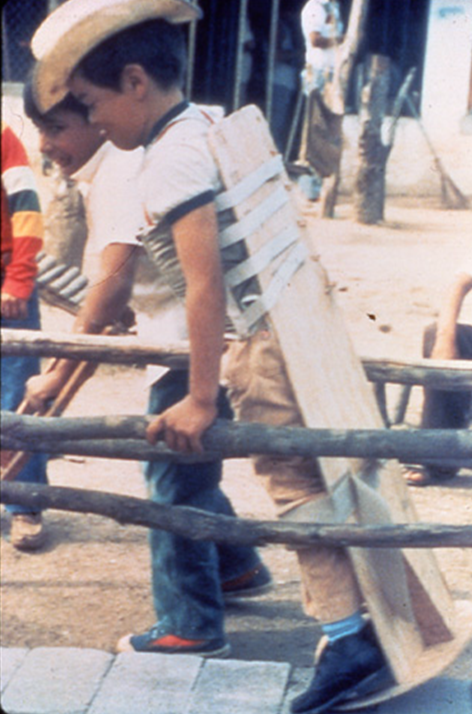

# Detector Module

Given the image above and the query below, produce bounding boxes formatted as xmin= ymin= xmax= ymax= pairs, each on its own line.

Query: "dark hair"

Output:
xmin=76 ymin=19 xmax=186 ymax=91
xmin=23 ymin=74 xmax=89 ymax=123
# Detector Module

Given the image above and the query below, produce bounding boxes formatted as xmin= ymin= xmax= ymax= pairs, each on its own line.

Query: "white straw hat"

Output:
xmin=31 ymin=0 xmax=202 ymax=112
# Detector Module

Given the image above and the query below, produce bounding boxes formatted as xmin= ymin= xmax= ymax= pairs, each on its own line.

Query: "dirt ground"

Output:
xmin=1 ymin=196 xmax=471 ymax=676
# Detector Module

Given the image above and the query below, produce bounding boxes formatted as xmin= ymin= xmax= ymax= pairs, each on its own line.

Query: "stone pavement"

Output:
xmin=1 ymin=647 xmax=471 ymax=714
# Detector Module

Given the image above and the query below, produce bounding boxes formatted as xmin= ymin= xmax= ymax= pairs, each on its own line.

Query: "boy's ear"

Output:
xmin=121 ymin=64 xmax=149 ymax=98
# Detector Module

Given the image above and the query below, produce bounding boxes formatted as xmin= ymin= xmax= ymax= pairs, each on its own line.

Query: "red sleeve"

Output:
xmin=1 ymin=125 xmax=43 ymax=299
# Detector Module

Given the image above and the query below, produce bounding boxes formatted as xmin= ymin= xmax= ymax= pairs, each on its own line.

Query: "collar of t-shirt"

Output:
xmin=144 ymin=100 xmax=190 ymax=147
xmin=71 ymin=140 xmax=112 ymax=197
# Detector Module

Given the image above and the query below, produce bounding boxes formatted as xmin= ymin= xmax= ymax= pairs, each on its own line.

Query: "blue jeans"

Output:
xmin=1 ymin=287 xmax=48 ymax=514
xmin=145 ymin=370 xmax=261 ymax=640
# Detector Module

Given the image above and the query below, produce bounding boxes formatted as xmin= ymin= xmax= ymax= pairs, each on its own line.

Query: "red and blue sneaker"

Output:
xmin=222 ymin=563 xmax=273 ymax=603
xmin=116 ymin=625 xmax=231 ymax=658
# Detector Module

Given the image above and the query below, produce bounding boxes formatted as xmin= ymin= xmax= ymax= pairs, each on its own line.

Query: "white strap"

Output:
xmin=219 ymin=185 xmax=288 ymax=248
xmin=215 ymin=155 xmax=285 ymax=212
xmin=225 ymin=225 xmax=299 ymax=288
xmin=241 ymin=242 xmax=307 ymax=330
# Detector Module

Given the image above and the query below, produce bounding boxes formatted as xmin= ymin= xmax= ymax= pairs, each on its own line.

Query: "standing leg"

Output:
xmin=2 ymin=288 xmax=47 ymax=549
xmin=117 ymin=370 xmax=268 ymax=656
xmin=223 ymin=332 xmax=391 ymax=713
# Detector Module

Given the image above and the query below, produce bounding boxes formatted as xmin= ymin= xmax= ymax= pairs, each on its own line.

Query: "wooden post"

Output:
xmin=354 ymin=55 xmax=391 ymax=224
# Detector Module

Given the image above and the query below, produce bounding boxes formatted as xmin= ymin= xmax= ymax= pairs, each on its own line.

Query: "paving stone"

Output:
xmin=0 ymin=648 xmax=29 ymax=694
xmin=2 ymin=648 xmax=469 ymax=714
xmin=186 ymin=659 xmax=291 ymax=714
xmin=280 ymin=667 xmax=313 ymax=714
xmin=1 ymin=647 xmax=113 ymax=714
xmin=88 ymin=652 xmax=203 ymax=714
xmin=374 ymin=678 xmax=472 ymax=714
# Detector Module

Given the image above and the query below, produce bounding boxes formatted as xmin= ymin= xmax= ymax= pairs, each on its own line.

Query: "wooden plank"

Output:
xmin=208 ymin=105 xmax=465 ymax=685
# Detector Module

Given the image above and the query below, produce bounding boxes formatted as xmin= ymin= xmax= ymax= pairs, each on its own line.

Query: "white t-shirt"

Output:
xmin=138 ymin=102 xmax=223 ymax=307
xmin=461 ymin=262 xmax=472 ymax=279
xmin=72 ymin=141 xmax=180 ymax=386
xmin=72 ymin=141 xmax=145 ymax=282
xmin=301 ymin=0 xmax=343 ymax=90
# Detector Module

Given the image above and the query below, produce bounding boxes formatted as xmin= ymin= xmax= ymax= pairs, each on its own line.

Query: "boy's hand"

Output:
xmin=25 ymin=371 xmax=66 ymax=412
xmin=146 ymin=395 xmax=217 ymax=454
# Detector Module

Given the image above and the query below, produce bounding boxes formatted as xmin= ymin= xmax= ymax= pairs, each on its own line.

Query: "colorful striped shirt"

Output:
xmin=1 ymin=123 xmax=43 ymax=299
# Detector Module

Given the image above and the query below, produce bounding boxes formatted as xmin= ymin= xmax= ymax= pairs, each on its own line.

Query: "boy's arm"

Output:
xmin=431 ymin=270 xmax=472 ymax=360
xmin=1 ymin=126 xmax=43 ymax=319
xmin=26 ymin=242 xmax=138 ymax=410
xmin=146 ymin=203 xmax=225 ymax=454
xmin=73 ymin=242 xmax=139 ymax=334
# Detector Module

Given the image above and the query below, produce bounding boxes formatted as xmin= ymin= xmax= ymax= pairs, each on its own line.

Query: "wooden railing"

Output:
xmin=1 ymin=328 xmax=471 ymax=550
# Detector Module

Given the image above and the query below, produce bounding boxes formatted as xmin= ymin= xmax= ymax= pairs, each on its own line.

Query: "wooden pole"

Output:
xmin=2 ymin=328 xmax=471 ymax=390
xmin=360 ymin=357 xmax=472 ymax=390
xmin=405 ymin=94 xmax=469 ymax=210
xmin=2 ymin=413 xmax=472 ymax=466
xmin=233 ymin=0 xmax=250 ymax=111
xmin=265 ymin=0 xmax=280 ymax=124
xmin=0 ymin=328 xmax=190 ymax=368
xmin=2 ymin=482 xmax=471 ymax=548
xmin=332 ymin=0 xmax=370 ymax=109
xmin=185 ymin=19 xmax=198 ymax=100
xmin=0 ymin=359 xmax=97 ymax=481
xmin=353 ymin=54 xmax=391 ymax=224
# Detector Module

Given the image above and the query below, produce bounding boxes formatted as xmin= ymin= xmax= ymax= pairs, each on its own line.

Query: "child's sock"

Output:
xmin=321 ymin=610 xmax=365 ymax=642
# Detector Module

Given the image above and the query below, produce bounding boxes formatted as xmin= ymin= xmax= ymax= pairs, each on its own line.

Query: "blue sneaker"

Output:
xmin=117 ymin=624 xmax=231 ymax=658
xmin=222 ymin=563 xmax=273 ymax=602
xmin=291 ymin=623 xmax=392 ymax=713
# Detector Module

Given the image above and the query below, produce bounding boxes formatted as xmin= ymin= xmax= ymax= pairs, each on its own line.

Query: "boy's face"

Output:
xmin=69 ymin=71 xmax=146 ymax=151
xmin=36 ymin=109 xmax=104 ymax=176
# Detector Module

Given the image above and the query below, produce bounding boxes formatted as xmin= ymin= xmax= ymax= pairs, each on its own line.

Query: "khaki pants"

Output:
xmin=222 ymin=329 xmax=362 ymax=622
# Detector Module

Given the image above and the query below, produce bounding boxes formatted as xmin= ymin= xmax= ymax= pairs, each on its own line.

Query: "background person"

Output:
xmin=297 ymin=0 xmax=344 ymax=200
xmin=1 ymin=123 xmax=48 ymax=551
xmin=405 ymin=266 xmax=472 ymax=486
xmin=300 ymin=0 xmax=343 ymax=95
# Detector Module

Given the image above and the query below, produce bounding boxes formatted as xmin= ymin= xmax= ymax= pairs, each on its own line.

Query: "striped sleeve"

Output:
xmin=1 ymin=125 xmax=43 ymax=299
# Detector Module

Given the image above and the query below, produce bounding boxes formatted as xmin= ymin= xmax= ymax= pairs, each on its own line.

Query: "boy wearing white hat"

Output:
xmin=23 ymin=76 xmax=271 ymax=659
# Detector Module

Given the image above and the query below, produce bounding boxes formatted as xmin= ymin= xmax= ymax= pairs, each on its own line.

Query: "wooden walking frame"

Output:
xmin=0 ymin=317 xmax=119 ymax=482
xmin=1 ymin=252 xmax=93 ymax=481
xmin=1 ymin=357 xmax=99 ymax=482
xmin=1 ymin=248 xmax=135 ymax=483
xmin=207 ymin=105 xmax=472 ymax=707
